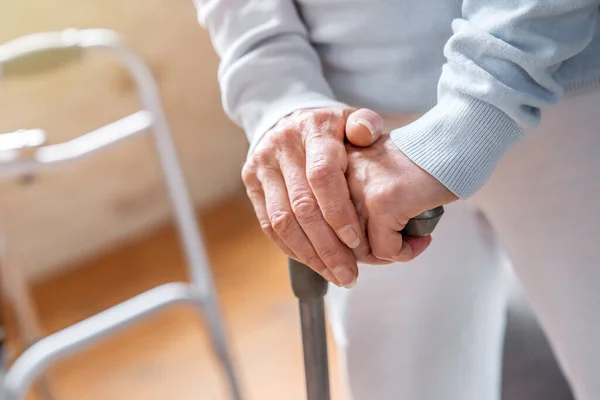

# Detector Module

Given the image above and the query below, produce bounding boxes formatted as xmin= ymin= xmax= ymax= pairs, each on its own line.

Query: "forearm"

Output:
xmin=391 ymin=0 xmax=600 ymax=198
xmin=195 ymin=0 xmax=343 ymax=152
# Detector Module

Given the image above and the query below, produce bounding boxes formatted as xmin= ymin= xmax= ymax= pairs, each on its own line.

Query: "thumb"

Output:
xmin=345 ymin=108 xmax=384 ymax=147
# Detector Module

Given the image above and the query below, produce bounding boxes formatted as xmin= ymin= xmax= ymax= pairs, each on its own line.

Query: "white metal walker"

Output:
xmin=0 ymin=29 xmax=243 ymax=400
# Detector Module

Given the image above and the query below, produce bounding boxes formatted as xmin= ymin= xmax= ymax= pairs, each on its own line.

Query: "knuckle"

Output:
xmin=252 ymin=148 xmax=272 ymax=165
xmin=311 ymin=109 xmax=343 ymax=126
xmin=290 ymin=195 xmax=320 ymax=222
xmin=306 ymin=111 xmax=329 ymax=127
xmin=305 ymin=254 xmax=325 ymax=271
xmin=269 ymin=210 xmax=295 ymax=235
xmin=252 ymin=128 xmax=297 ymax=160
xmin=318 ymin=243 xmax=345 ymax=262
xmin=297 ymin=109 xmax=346 ymax=134
xmin=259 ymin=221 xmax=276 ymax=238
xmin=244 ymin=155 xmax=279 ymax=183
xmin=307 ymin=162 xmax=334 ymax=185
xmin=321 ymin=201 xmax=347 ymax=221
xmin=263 ymin=127 xmax=304 ymax=156
xmin=241 ymin=163 xmax=256 ymax=185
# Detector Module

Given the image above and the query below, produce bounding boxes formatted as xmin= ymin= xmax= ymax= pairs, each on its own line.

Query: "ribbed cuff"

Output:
xmin=246 ymin=93 xmax=345 ymax=156
xmin=390 ymin=96 xmax=524 ymax=198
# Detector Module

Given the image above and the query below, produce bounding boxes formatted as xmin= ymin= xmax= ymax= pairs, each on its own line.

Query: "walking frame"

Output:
xmin=0 ymin=28 xmax=242 ymax=400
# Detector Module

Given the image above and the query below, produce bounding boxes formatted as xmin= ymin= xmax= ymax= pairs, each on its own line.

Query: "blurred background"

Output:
xmin=0 ymin=0 xmax=247 ymax=279
xmin=0 ymin=1 xmax=344 ymax=399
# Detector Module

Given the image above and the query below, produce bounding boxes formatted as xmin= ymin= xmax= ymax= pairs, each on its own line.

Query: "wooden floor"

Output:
xmin=19 ymin=194 xmax=346 ymax=400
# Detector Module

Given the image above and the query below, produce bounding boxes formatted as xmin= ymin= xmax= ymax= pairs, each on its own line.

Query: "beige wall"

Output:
xmin=0 ymin=1 xmax=248 ymax=280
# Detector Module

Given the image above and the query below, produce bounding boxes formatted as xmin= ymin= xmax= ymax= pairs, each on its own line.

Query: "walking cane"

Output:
xmin=288 ymin=206 xmax=445 ymax=400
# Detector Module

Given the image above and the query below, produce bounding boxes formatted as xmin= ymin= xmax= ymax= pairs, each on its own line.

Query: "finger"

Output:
xmin=402 ymin=235 xmax=433 ymax=260
xmin=367 ymin=216 xmax=411 ymax=261
xmin=352 ymin=229 xmax=397 ymax=265
xmin=245 ymin=186 xmax=296 ymax=259
xmin=345 ymin=108 xmax=384 ymax=147
xmin=365 ymin=213 xmax=403 ymax=261
xmin=347 ymin=209 xmax=391 ymax=265
xmin=368 ymin=216 xmax=433 ymax=262
xmin=391 ymin=235 xmax=433 ymax=261
xmin=279 ymin=156 xmax=359 ymax=288
xmin=353 ymin=243 xmax=394 ymax=265
xmin=345 ymin=173 xmax=390 ymax=265
xmin=305 ymin=134 xmax=363 ymax=250
xmin=258 ymin=167 xmax=340 ymax=286
xmin=360 ymin=236 xmax=431 ymax=264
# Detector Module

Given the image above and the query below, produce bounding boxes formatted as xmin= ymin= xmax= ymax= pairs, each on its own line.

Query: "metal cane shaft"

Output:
xmin=289 ymin=258 xmax=330 ymax=400
xmin=289 ymin=206 xmax=445 ymax=400
xmin=299 ymin=298 xmax=329 ymax=400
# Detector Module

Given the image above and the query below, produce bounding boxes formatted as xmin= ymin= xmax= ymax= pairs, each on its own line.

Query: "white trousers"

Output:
xmin=327 ymin=88 xmax=600 ymax=400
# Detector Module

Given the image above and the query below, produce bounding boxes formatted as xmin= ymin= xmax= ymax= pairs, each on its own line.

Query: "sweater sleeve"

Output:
xmin=391 ymin=0 xmax=600 ymax=198
xmin=194 ymin=0 xmax=344 ymax=153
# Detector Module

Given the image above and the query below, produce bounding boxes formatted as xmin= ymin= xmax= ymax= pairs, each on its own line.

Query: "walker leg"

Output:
xmin=0 ymin=236 xmax=55 ymax=400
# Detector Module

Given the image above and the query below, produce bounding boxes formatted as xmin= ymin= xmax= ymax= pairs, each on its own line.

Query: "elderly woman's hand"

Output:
xmin=345 ymin=135 xmax=458 ymax=264
xmin=242 ymin=106 xmax=383 ymax=288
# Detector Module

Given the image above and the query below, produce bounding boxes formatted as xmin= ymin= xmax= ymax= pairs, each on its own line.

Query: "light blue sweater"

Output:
xmin=196 ymin=0 xmax=600 ymax=198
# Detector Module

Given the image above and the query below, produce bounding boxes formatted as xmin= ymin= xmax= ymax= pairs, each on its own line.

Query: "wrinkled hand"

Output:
xmin=242 ymin=106 xmax=382 ymax=288
xmin=345 ymin=135 xmax=458 ymax=264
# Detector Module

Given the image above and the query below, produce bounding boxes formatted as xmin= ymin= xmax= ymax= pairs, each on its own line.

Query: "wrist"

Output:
xmin=390 ymin=95 xmax=524 ymax=198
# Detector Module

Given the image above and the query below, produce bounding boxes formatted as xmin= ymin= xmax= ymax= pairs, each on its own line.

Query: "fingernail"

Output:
xmin=332 ymin=266 xmax=357 ymax=289
xmin=343 ymin=276 xmax=357 ymax=289
xmin=337 ymin=225 xmax=361 ymax=249
xmin=354 ymin=119 xmax=376 ymax=137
